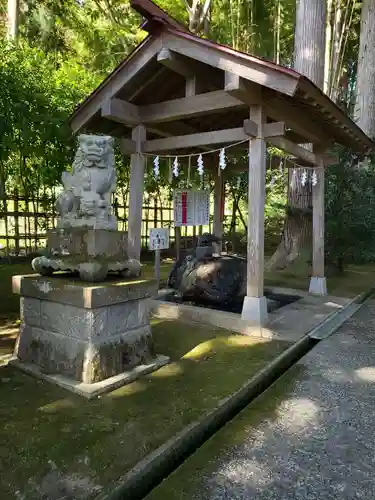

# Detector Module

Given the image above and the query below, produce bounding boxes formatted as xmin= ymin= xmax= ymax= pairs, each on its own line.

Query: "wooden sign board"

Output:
xmin=173 ymin=189 xmax=210 ymax=227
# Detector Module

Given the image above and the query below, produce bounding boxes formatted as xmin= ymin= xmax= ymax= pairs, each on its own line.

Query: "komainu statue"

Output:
xmin=32 ymin=134 xmax=141 ymax=282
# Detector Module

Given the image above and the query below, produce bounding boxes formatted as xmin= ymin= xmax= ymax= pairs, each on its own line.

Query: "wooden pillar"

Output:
xmin=241 ymin=105 xmax=268 ymax=325
xmin=128 ymin=125 xmax=146 ymax=261
xmin=309 ymin=163 xmax=327 ymax=295
xmin=213 ymin=171 xmax=224 ymax=253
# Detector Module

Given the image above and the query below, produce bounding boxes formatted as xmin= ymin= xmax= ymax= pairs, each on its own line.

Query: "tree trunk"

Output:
xmin=355 ymin=0 xmax=375 ymax=139
xmin=7 ymin=0 xmax=20 ymax=40
xmin=185 ymin=0 xmax=212 ymax=35
xmin=267 ymin=0 xmax=326 ymax=271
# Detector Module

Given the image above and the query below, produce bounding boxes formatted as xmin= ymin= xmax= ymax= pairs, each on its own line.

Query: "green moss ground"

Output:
xmin=145 ymin=364 xmax=306 ymax=500
xmin=0 ymin=319 xmax=288 ymax=499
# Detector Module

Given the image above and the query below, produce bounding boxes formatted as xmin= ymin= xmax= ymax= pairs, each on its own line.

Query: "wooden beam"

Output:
xmin=185 ymin=76 xmax=196 ymax=97
xmin=213 ymin=171 xmax=224 ymax=253
xmin=101 ymin=98 xmax=140 ymax=126
xmin=157 ymin=48 xmax=195 ymax=78
xmin=267 ymin=136 xmax=337 ymax=166
xmin=264 ymin=93 xmax=331 ymax=145
xmin=119 ymin=138 xmax=136 ymax=154
xmin=128 ymin=125 xmax=146 ymax=261
xmin=243 ymin=119 xmax=286 ymax=138
xmin=263 ymin=121 xmax=285 ymax=137
xmin=139 ymin=90 xmax=245 ymax=124
xmin=312 ymin=163 xmax=325 ymax=278
xmin=225 ymin=73 xmax=262 ymax=105
xmin=70 ymin=36 xmax=162 ymax=134
xmin=243 ymin=119 xmax=258 ymax=137
xmin=143 ymin=127 xmax=248 ymax=152
xmin=266 ymin=136 xmax=317 ymax=165
xmin=163 ymin=33 xmax=299 ymax=96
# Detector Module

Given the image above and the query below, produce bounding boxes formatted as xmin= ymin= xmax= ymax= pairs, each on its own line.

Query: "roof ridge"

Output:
xmin=130 ymin=0 xmax=189 ymax=34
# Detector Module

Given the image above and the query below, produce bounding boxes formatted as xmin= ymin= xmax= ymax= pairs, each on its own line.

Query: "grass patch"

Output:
xmin=265 ymin=261 xmax=375 ymax=297
xmin=0 ymin=320 xmax=288 ymax=499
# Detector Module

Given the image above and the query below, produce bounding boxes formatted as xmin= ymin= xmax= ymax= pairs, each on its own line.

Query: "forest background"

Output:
xmin=1 ymin=0 xmax=375 ymax=271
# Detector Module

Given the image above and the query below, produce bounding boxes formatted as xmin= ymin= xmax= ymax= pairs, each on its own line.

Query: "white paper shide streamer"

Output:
xmin=290 ymin=169 xmax=297 ymax=188
xmin=153 ymin=156 xmax=160 ymax=178
xmin=312 ymin=170 xmax=318 ymax=186
xmin=301 ymin=169 xmax=308 ymax=187
xmin=172 ymin=157 xmax=179 ymax=177
xmin=197 ymin=154 xmax=204 ymax=176
xmin=219 ymin=148 xmax=226 ymax=170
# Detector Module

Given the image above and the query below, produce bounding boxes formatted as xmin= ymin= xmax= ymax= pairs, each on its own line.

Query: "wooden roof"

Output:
xmin=69 ymin=0 xmax=373 ymax=153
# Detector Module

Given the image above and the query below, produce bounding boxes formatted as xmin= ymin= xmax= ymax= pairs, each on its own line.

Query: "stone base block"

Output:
xmin=32 ymin=228 xmax=141 ymax=282
xmin=241 ymin=295 xmax=268 ymax=326
xmin=309 ymin=277 xmax=327 ymax=296
xmin=12 ymin=275 xmax=167 ymax=393
xmin=9 ymin=355 xmax=169 ymax=399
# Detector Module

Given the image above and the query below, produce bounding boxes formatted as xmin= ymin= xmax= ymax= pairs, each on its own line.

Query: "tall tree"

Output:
xmin=184 ymin=0 xmax=212 ymax=35
xmin=7 ymin=0 xmax=19 ymax=39
xmin=355 ymin=0 xmax=375 ymax=138
xmin=267 ymin=0 xmax=326 ymax=270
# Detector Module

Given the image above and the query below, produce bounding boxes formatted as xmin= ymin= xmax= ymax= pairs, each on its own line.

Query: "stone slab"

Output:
xmin=151 ymin=287 xmax=352 ymax=342
xmin=9 ymin=355 xmax=170 ymax=399
xmin=13 ymin=274 xmax=157 ymax=308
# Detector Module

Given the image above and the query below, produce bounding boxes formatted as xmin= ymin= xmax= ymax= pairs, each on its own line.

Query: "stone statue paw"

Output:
xmin=32 ymin=256 xmax=55 ymax=277
xmin=78 ymin=262 xmax=108 ymax=282
xmin=120 ymin=259 xmax=141 ymax=278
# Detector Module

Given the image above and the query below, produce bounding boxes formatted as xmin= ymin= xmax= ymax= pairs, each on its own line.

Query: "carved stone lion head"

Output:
xmin=76 ymin=134 xmax=114 ymax=169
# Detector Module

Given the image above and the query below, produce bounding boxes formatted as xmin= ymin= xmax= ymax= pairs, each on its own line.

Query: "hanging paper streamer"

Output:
xmin=279 ymin=159 xmax=284 ymax=174
xmin=197 ymin=154 xmax=204 ymax=176
xmin=172 ymin=157 xmax=179 ymax=178
xmin=187 ymin=156 xmax=191 ymax=187
xmin=301 ymin=169 xmax=308 ymax=187
xmin=312 ymin=170 xmax=318 ymax=186
xmin=218 ymin=148 xmax=226 ymax=176
xmin=153 ymin=156 xmax=160 ymax=178
xmin=269 ymin=177 xmax=276 ymax=188
xmin=290 ymin=168 xmax=297 ymax=188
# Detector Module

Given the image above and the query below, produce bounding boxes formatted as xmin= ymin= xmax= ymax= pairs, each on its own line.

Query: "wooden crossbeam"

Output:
xmin=119 ymin=138 xmax=137 ymax=154
xmin=267 ymin=136 xmax=336 ymax=166
xmin=243 ymin=119 xmax=286 ymax=138
xmin=143 ymin=127 xmax=248 ymax=152
xmin=140 ymin=90 xmax=245 ymax=123
xmin=102 ymin=91 xmax=245 ymax=127
xmin=101 ymin=98 xmax=140 ymax=125
xmin=157 ymin=48 xmax=195 ymax=78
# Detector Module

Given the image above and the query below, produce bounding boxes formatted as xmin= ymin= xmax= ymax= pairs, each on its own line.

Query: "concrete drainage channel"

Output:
xmin=96 ymin=288 xmax=374 ymax=500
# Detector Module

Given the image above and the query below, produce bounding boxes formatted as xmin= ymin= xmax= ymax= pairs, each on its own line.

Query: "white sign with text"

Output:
xmin=149 ymin=228 xmax=170 ymax=251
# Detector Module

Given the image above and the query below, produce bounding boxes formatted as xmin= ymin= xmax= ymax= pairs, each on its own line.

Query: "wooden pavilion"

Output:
xmin=69 ymin=0 xmax=373 ymax=325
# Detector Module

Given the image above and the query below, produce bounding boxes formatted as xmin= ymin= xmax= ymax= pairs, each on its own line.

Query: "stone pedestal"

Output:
xmin=309 ymin=276 xmax=327 ymax=296
xmin=11 ymin=274 xmax=169 ymax=398
xmin=32 ymin=228 xmax=141 ymax=282
xmin=241 ymin=295 xmax=268 ymax=326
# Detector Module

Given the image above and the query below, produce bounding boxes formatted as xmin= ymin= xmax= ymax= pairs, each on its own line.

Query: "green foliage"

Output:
xmin=0 ymin=40 xmax=99 ymax=196
xmin=325 ymin=147 xmax=375 ymax=267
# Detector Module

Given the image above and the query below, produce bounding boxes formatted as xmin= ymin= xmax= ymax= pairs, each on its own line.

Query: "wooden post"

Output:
xmin=309 ymin=163 xmax=327 ymax=295
xmin=155 ymin=248 xmax=161 ymax=289
xmin=128 ymin=125 xmax=146 ymax=261
xmin=241 ymin=104 xmax=268 ymax=325
xmin=213 ymin=171 xmax=224 ymax=253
